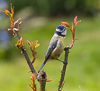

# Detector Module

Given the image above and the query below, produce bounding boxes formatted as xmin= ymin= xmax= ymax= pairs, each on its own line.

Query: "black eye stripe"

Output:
xmin=62 ymin=28 xmax=66 ymax=32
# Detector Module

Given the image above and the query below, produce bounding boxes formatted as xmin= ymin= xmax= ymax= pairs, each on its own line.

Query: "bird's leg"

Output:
xmin=57 ymin=59 xmax=67 ymax=64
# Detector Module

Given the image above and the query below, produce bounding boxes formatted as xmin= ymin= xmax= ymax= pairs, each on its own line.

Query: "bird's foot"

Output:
xmin=57 ymin=59 xmax=68 ymax=64
xmin=63 ymin=61 xmax=67 ymax=64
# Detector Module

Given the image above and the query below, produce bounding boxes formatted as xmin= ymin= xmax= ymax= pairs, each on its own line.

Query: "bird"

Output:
xmin=38 ymin=25 xmax=67 ymax=73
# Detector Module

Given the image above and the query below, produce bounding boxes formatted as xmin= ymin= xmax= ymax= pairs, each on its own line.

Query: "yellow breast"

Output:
xmin=50 ymin=36 xmax=65 ymax=60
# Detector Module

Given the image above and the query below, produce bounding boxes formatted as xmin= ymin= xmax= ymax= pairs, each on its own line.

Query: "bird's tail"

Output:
xmin=38 ymin=63 xmax=45 ymax=73
xmin=38 ymin=58 xmax=48 ymax=73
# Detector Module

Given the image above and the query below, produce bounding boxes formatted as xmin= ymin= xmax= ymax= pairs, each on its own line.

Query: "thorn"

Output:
xmin=28 ymin=70 xmax=31 ymax=73
xmin=21 ymin=51 xmax=23 ymax=53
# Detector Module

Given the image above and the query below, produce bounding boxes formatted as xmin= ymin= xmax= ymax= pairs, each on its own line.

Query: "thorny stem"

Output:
xmin=15 ymin=31 xmax=36 ymax=73
xmin=58 ymin=47 xmax=69 ymax=91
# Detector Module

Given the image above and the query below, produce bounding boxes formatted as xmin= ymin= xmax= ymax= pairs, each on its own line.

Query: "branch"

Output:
xmin=58 ymin=16 xmax=81 ymax=90
xmin=3 ymin=4 xmax=37 ymax=74
xmin=61 ymin=16 xmax=81 ymax=49
xmin=37 ymin=70 xmax=47 ymax=91
xmin=58 ymin=47 xmax=69 ymax=91
xmin=4 ymin=5 xmax=81 ymax=91
xmin=15 ymin=31 xmax=37 ymax=73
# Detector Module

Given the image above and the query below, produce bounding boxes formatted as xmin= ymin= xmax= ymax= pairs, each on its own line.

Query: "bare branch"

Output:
xmin=15 ymin=31 xmax=36 ymax=73
xmin=58 ymin=47 xmax=69 ymax=91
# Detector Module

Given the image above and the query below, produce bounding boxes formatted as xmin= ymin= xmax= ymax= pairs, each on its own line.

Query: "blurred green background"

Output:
xmin=0 ymin=0 xmax=100 ymax=91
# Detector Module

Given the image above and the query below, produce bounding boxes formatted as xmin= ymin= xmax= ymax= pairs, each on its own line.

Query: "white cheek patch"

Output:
xmin=56 ymin=29 xmax=60 ymax=32
xmin=61 ymin=29 xmax=67 ymax=35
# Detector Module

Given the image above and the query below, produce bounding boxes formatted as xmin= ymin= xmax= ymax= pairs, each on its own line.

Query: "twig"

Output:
xmin=58 ymin=47 xmax=69 ymax=91
xmin=58 ymin=17 xmax=81 ymax=90
xmin=3 ymin=4 xmax=37 ymax=74
xmin=15 ymin=31 xmax=36 ymax=73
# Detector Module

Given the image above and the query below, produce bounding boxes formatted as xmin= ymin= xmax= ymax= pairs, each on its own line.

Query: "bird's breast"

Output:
xmin=50 ymin=36 xmax=65 ymax=59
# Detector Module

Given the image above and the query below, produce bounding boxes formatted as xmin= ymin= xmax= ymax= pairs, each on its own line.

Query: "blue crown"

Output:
xmin=55 ymin=25 xmax=66 ymax=37
xmin=57 ymin=25 xmax=65 ymax=31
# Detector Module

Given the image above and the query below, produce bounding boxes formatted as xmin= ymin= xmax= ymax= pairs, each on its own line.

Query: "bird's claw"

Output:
xmin=63 ymin=61 xmax=68 ymax=64
xmin=57 ymin=59 xmax=68 ymax=64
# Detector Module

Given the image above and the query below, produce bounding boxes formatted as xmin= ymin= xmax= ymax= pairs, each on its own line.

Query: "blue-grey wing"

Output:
xmin=45 ymin=39 xmax=58 ymax=60
xmin=38 ymin=38 xmax=58 ymax=73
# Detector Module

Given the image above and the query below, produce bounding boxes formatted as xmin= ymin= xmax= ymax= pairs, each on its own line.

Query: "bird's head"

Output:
xmin=55 ymin=25 xmax=67 ymax=37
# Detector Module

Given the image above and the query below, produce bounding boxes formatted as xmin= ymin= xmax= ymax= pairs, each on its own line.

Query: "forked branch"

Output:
xmin=58 ymin=17 xmax=81 ymax=91
xmin=58 ymin=47 xmax=69 ymax=91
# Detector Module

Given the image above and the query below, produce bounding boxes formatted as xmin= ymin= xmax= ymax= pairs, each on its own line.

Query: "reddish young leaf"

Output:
xmin=69 ymin=43 xmax=72 ymax=47
xmin=34 ymin=40 xmax=40 ymax=48
xmin=3 ymin=9 xmax=11 ymax=16
xmin=29 ymin=73 xmax=37 ymax=91
xmin=3 ymin=4 xmax=14 ymax=35
xmin=26 ymin=40 xmax=40 ymax=63
xmin=30 ymin=72 xmax=37 ymax=81
xmin=46 ymin=78 xmax=52 ymax=82
xmin=10 ymin=4 xmax=14 ymax=14
xmin=61 ymin=22 xmax=70 ymax=29
xmin=74 ymin=16 xmax=77 ymax=23
xmin=3 ymin=4 xmax=22 ymax=36
xmin=76 ymin=20 xmax=81 ymax=26
xmin=65 ymin=16 xmax=81 ymax=49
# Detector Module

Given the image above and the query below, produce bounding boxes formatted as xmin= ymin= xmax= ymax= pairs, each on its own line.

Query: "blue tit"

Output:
xmin=38 ymin=25 xmax=67 ymax=73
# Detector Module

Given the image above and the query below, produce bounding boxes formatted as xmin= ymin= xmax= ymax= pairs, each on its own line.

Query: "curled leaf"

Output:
xmin=61 ymin=22 xmax=70 ymax=29
xmin=29 ymin=73 xmax=37 ymax=91
xmin=26 ymin=40 xmax=40 ymax=63
xmin=15 ymin=37 xmax=25 ymax=50
xmin=3 ymin=9 xmax=11 ymax=16
xmin=3 ymin=4 xmax=22 ymax=36
xmin=34 ymin=40 xmax=40 ymax=48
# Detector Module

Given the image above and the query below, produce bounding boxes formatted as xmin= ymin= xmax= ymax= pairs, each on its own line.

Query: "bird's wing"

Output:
xmin=38 ymin=39 xmax=58 ymax=73
xmin=45 ymin=39 xmax=58 ymax=62
xmin=38 ymin=36 xmax=59 ymax=73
